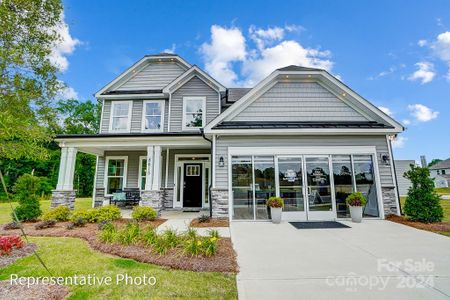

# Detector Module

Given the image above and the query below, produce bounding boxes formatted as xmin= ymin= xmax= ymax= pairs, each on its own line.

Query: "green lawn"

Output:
xmin=0 ymin=236 xmax=237 ymax=299
xmin=435 ymin=187 xmax=450 ymax=195
xmin=0 ymin=198 xmax=92 ymax=224
xmin=400 ymin=196 xmax=450 ymax=223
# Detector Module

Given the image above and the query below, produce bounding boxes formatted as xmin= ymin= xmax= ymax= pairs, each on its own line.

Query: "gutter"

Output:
xmin=200 ymin=128 xmax=213 ymax=218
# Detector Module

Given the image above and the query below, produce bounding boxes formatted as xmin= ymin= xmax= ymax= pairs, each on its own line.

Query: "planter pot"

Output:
xmin=349 ymin=205 xmax=363 ymax=223
xmin=270 ymin=207 xmax=282 ymax=224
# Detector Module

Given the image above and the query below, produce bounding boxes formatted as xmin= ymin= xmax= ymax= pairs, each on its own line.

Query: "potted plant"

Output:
xmin=345 ymin=192 xmax=367 ymax=223
xmin=266 ymin=197 xmax=284 ymax=224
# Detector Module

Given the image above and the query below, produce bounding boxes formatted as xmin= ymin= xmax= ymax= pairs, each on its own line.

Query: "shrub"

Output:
xmin=3 ymin=222 xmax=21 ymax=230
xmin=12 ymin=174 xmax=42 ymax=221
xmin=266 ymin=197 xmax=284 ymax=208
xmin=132 ymin=206 xmax=157 ymax=222
xmin=70 ymin=209 xmax=93 ymax=223
xmin=404 ymin=165 xmax=443 ymax=223
xmin=0 ymin=236 xmax=23 ymax=255
xmin=99 ymin=222 xmax=117 ymax=243
xmin=42 ymin=206 xmax=71 ymax=222
xmin=96 ymin=205 xmax=121 ymax=222
xmin=34 ymin=220 xmax=56 ymax=230
xmin=198 ymin=214 xmax=210 ymax=223
xmin=73 ymin=217 xmax=86 ymax=227
xmin=345 ymin=192 xmax=367 ymax=207
xmin=114 ymin=222 xmax=141 ymax=245
xmin=140 ymin=226 xmax=158 ymax=246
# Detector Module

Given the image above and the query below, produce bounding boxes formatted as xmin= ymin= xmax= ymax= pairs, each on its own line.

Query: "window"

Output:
xmin=278 ymin=157 xmax=304 ymax=212
xmin=332 ymin=155 xmax=354 ymax=218
xmin=442 ymin=170 xmax=446 ymax=175
xmin=186 ymin=165 xmax=201 ymax=176
xmin=353 ymin=155 xmax=379 ymax=217
xmin=105 ymin=157 xmax=127 ymax=195
xmin=110 ymin=101 xmax=131 ymax=132
xmin=138 ymin=157 xmax=150 ymax=190
xmin=183 ymin=97 xmax=205 ymax=130
xmin=142 ymin=100 xmax=164 ymax=132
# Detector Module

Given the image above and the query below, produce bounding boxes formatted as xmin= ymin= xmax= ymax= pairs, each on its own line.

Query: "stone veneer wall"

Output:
xmin=161 ymin=187 xmax=173 ymax=208
xmin=211 ymin=188 xmax=229 ymax=218
xmin=51 ymin=190 xmax=76 ymax=210
xmin=382 ymin=187 xmax=398 ymax=216
xmin=141 ymin=190 xmax=164 ymax=214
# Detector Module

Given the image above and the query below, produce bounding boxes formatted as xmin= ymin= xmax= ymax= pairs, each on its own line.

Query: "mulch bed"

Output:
xmin=387 ymin=215 xmax=450 ymax=233
xmin=0 ymin=281 xmax=70 ymax=300
xmin=190 ymin=218 xmax=229 ymax=228
xmin=0 ymin=243 xmax=37 ymax=268
xmin=0 ymin=219 xmax=238 ymax=273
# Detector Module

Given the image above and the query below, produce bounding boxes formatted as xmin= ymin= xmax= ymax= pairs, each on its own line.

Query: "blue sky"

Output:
xmin=57 ymin=0 xmax=450 ymax=162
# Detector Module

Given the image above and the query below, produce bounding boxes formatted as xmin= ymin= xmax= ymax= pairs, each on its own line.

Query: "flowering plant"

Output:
xmin=345 ymin=192 xmax=368 ymax=207
xmin=266 ymin=197 xmax=284 ymax=208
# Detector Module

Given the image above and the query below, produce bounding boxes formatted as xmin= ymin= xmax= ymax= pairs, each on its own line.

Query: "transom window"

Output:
xmin=105 ymin=157 xmax=127 ymax=195
xmin=142 ymin=100 xmax=164 ymax=132
xmin=183 ymin=97 xmax=205 ymax=130
xmin=186 ymin=165 xmax=201 ymax=176
xmin=110 ymin=101 xmax=131 ymax=132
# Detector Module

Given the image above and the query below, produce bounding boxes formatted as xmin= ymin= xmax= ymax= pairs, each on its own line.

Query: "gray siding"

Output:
xmin=131 ymin=100 xmax=143 ymax=133
xmin=100 ymin=100 xmax=111 ymax=133
xmin=170 ymin=76 xmax=220 ymax=131
xmin=229 ymin=81 xmax=371 ymax=122
xmin=394 ymin=160 xmax=415 ymax=195
xmin=114 ymin=62 xmax=186 ymax=91
xmin=215 ymin=135 xmax=394 ymax=189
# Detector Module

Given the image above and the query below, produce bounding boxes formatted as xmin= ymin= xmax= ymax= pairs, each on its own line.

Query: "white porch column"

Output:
xmin=144 ymin=145 xmax=154 ymax=190
xmin=152 ymin=145 xmax=162 ymax=190
xmin=56 ymin=147 xmax=69 ymax=190
xmin=62 ymin=147 xmax=77 ymax=190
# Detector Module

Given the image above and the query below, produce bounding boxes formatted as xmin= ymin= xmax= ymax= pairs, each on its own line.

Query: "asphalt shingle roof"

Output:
xmin=227 ymin=88 xmax=252 ymax=102
xmin=277 ymin=65 xmax=323 ymax=72
xmin=214 ymin=121 xmax=393 ymax=130
xmin=430 ymin=158 xmax=450 ymax=170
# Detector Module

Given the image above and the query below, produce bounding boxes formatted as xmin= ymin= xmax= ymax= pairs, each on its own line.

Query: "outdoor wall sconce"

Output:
xmin=219 ymin=156 xmax=225 ymax=167
xmin=381 ymin=153 xmax=390 ymax=165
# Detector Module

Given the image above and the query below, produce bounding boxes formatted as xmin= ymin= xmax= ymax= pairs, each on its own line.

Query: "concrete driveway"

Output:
xmin=231 ymin=220 xmax=450 ymax=300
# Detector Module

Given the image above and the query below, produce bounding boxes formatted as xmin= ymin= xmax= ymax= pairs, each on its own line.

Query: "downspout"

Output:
xmin=388 ymin=135 xmax=402 ymax=215
xmin=201 ymin=128 xmax=214 ymax=218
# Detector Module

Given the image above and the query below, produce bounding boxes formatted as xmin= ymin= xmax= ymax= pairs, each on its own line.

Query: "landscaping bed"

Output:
xmin=0 ymin=242 xmax=37 ymax=268
xmin=387 ymin=215 xmax=450 ymax=237
xmin=190 ymin=217 xmax=229 ymax=228
xmin=1 ymin=220 xmax=238 ymax=273
xmin=0 ymin=281 xmax=70 ymax=300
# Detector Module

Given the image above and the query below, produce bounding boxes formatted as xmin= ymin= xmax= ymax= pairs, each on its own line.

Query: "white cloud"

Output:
xmin=432 ymin=31 xmax=450 ymax=62
xmin=369 ymin=66 xmax=396 ymax=80
xmin=49 ymin=13 xmax=80 ymax=72
xmin=200 ymin=25 xmax=246 ymax=86
xmin=378 ymin=106 xmax=393 ymax=116
xmin=58 ymin=85 xmax=78 ymax=100
xmin=417 ymin=39 xmax=428 ymax=47
xmin=163 ymin=44 xmax=176 ymax=54
xmin=392 ymin=136 xmax=407 ymax=149
xmin=408 ymin=62 xmax=435 ymax=84
xmin=408 ymin=104 xmax=439 ymax=122
xmin=200 ymin=24 xmax=333 ymax=86
xmin=402 ymin=119 xmax=411 ymax=125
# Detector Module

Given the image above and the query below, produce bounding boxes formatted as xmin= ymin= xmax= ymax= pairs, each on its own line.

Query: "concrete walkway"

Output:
xmin=231 ymin=220 xmax=450 ymax=300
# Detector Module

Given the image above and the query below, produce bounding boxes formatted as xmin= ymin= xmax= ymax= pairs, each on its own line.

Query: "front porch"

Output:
xmin=52 ymin=134 xmax=221 ymax=216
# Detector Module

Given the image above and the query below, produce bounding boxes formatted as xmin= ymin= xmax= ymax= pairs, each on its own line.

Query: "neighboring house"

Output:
xmin=394 ymin=160 xmax=415 ymax=195
xmin=52 ymin=53 xmax=404 ymax=221
xmin=435 ymin=174 xmax=450 ymax=188
xmin=430 ymin=158 xmax=450 ymax=178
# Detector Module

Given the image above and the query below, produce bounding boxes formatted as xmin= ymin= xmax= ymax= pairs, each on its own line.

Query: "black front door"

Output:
xmin=183 ymin=163 xmax=202 ymax=207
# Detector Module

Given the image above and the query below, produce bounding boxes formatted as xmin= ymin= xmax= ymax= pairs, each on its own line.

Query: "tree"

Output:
xmin=403 ymin=165 xmax=443 ymax=223
xmin=428 ymin=159 xmax=442 ymax=168
xmin=0 ymin=0 xmax=64 ymax=161
xmin=12 ymin=174 xmax=42 ymax=221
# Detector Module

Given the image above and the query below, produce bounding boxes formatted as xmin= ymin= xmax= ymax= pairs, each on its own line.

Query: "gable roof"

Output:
xmin=163 ymin=65 xmax=226 ymax=93
xmin=205 ymin=66 xmax=405 ymax=134
xmin=95 ymin=54 xmax=191 ymax=98
xmin=430 ymin=158 xmax=450 ymax=170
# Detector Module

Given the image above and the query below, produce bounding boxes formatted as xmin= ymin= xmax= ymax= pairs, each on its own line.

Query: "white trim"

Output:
xmin=138 ymin=156 xmax=147 ymax=190
xmin=109 ymin=101 xmax=132 ymax=133
xmin=204 ymin=70 xmax=404 ymax=133
xmin=92 ymin=155 xmax=99 ymax=208
xmin=99 ymin=99 xmax=105 ymax=133
xmin=163 ymin=66 xmax=226 ymax=93
xmin=95 ymin=55 xmax=191 ymax=97
xmin=212 ymin=135 xmax=216 ymax=188
xmin=182 ymin=96 xmax=206 ymax=131
xmin=104 ymin=156 xmax=128 ymax=196
xmin=206 ymin=128 xmax=401 ymax=135
xmin=167 ymin=93 xmax=172 ymax=132
xmin=372 ymin=151 xmax=386 ymax=219
xmin=99 ymin=93 xmax=167 ymax=100
xmin=229 ymin=146 xmax=377 ymax=156
xmin=141 ymin=100 xmax=165 ymax=132
xmin=152 ymin=146 xmax=162 ymax=190
xmin=165 ymin=149 xmax=170 ymax=188
xmin=173 ymin=154 xmax=211 ymax=208
xmin=386 ymin=135 xmax=401 ymax=215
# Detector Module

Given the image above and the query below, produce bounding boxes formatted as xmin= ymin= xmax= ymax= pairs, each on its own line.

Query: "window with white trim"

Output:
xmin=138 ymin=157 xmax=149 ymax=190
xmin=110 ymin=101 xmax=131 ymax=132
xmin=182 ymin=97 xmax=205 ymax=130
xmin=142 ymin=100 xmax=164 ymax=132
xmin=105 ymin=157 xmax=127 ymax=195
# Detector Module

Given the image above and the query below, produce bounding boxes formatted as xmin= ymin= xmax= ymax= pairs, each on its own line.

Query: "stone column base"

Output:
xmin=141 ymin=190 xmax=164 ymax=214
xmin=51 ymin=190 xmax=76 ymax=210
xmin=211 ymin=188 xmax=229 ymax=218
xmin=382 ymin=187 xmax=398 ymax=216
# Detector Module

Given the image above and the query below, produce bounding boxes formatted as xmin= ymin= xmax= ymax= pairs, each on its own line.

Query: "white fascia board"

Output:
xmin=97 ymin=93 xmax=167 ymax=100
xmin=95 ymin=55 xmax=191 ymax=98
xmin=204 ymin=128 xmax=402 ymax=135
xmin=163 ymin=66 xmax=226 ymax=93
xmin=228 ymin=145 xmax=377 ymax=156
xmin=55 ymin=136 xmax=210 ymax=148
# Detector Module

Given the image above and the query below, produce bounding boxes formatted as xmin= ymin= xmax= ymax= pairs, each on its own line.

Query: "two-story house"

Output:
xmin=52 ymin=53 xmax=404 ymax=221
